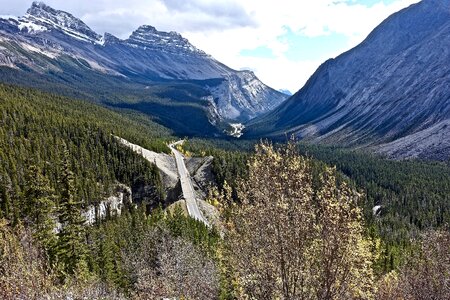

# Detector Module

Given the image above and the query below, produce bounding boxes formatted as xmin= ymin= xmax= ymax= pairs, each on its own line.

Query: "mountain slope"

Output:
xmin=245 ymin=0 xmax=450 ymax=160
xmin=0 ymin=2 xmax=287 ymax=135
xmin=0 ymin=83 xmax=168 ymax=218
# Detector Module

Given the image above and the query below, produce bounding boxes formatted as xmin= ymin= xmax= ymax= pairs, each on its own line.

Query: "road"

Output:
xmin=169 ymin=141 xmax=210 ymax=226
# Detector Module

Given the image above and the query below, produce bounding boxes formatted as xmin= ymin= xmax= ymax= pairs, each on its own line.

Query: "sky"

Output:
xmin=0 ymin=0 xmax=420 ymax=92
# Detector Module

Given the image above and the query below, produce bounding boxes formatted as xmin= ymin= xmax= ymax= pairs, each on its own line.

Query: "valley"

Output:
xmin=0 ymin=2 xmax=287 ymax=137
xmin=0 ymin=0 xmax=449 ymax=299
xmin=245 ymin=0 xmax=450 ymax=161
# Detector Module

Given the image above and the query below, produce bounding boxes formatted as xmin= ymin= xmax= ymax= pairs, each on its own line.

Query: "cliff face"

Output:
xmin=84 ymin=184 xmax=132 ymax=225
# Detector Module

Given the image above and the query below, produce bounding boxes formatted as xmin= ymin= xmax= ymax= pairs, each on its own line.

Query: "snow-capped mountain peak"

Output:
xmin=0 ymin=2 xmax=287 ymax=131
xmin=126 ymin=25 xmax=206 ymax=55
xmin=103 ymin=32 xmax=120 ymax=45
xmin=20 ymin=1 xmax=101 ymax=43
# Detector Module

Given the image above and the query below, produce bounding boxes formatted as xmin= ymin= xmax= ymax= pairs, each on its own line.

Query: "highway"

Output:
xmin=169 ymin=141 xmax=210 ymax=226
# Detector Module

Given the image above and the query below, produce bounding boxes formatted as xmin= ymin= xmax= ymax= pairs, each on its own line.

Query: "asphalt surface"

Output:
xmin=169 ymin=141 xmax=210 ymax=226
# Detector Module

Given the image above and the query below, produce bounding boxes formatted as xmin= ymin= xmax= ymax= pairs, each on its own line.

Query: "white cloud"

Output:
xmin=0 ymin=0 xmax=420 ymax=92
xmin=181 ymin=0 xmax=420 ymax=92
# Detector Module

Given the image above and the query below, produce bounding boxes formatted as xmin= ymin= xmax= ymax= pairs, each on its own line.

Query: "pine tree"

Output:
xmin=23 ymin=164 xmax=57 ymax=261
xmin=0 ymin=169 xmax=12 ymax=219
xmin=56 ymin=146 xmax=88 ymax=278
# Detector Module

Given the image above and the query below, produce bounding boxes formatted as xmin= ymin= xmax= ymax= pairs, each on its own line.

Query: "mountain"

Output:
xmin=278 ymin=89 xmax=293 ymax=96
xmin=0 ymin=2 xmax=287 ymax=135
xmin=245 ymin=0 xmax=450 ymax=160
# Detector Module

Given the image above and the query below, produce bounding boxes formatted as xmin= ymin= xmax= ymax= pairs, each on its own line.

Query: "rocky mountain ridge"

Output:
xmin=0 ymin=2 xmax=287 ymax=129
xmin=23 ymin=1 xmax=103 ymax=43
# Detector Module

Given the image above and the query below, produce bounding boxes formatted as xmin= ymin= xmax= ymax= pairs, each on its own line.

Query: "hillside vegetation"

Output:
xmin=195 ymin=139 xmax=450 ymax=273
xmin=0 ymin=84 xmax=448 ymax=299
xmin=0 ymin=84 xmax=172 ymax=217
xmin=0 ymin=84 xmax=221 ymax=298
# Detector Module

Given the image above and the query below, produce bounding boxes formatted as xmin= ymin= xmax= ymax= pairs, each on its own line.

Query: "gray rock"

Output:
xmin=84 ymin=183 xmax=132 ymax=225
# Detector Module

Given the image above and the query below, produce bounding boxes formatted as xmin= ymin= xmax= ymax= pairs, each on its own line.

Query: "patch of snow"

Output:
xmin=0 ymin=15 xmax=18 ymax=20
xmin=127 ymin=25 xmax=207 ymax=55
xmin=18 ymin=21 xmax=47 ymax=33
xmin=95 ymin=36 xmax=105 ymax=46
xmin=57 ymin=27 xmax=96 ymax=43
xmin=125 ymin=42 xmax=139 ymax=49
xmin=227 ymin=123 xmax=245 ymax=138
xmin=21 ymin=14 xmax=101 ymax=44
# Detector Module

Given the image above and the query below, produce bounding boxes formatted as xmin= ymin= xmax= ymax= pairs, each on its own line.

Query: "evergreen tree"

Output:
xmin=56 ymin=146 xmax=88 ymax=277
xmin=0 ymin=168 xmax=12 ymax=219
xmin=23 ymin=164 xmax=57 ymax=261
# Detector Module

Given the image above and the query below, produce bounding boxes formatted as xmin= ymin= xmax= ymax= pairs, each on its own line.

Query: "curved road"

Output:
xmin=169 ymin=141 xmax=210 ymax=227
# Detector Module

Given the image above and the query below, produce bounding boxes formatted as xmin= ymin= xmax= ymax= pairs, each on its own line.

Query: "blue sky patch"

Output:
xmin=281 ymin=27 xmax=349 ymax=61
xmin=240 ymin=46 xmax=277 ymax=59
xmin=345 ymin=0 xmax=397 ymax=7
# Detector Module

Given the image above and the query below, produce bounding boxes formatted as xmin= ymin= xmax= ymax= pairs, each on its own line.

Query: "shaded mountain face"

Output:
xmin=0 ymin=2 xmax=287 ymax=135
xmin=246 ymin=0 xmax=450 ymax=160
